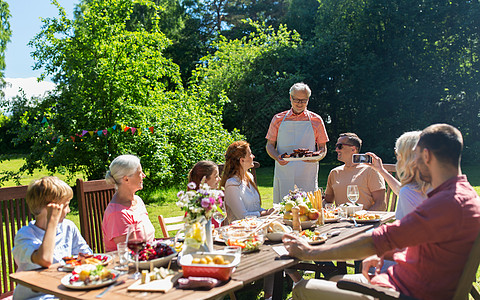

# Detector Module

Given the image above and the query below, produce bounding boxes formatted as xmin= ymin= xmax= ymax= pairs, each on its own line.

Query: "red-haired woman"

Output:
xmin=220 ymin=141 xmax=274 ymax=224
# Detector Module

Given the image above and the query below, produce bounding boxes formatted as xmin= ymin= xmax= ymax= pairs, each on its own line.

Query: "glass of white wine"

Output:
xmin=347 ymin=185 xmax=360 ymax=206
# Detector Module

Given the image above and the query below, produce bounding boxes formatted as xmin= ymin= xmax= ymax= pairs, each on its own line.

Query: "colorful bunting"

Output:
xmin=39 ymin=117 xmax=156 ymax=145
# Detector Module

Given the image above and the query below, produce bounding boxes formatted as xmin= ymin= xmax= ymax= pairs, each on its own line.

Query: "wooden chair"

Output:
xmin=337 ymin=230 xmax=480 ymax=300
xmin=0 ymin=185 xmax=31 ymax=298
xmin=218 ymin=161 xmax=260 ymax=185
xmin=157 ymin=215 xmax=185 ymax=238
xmin=76 ymin=178 xmax=115 ymax=253
xmin=383 ymin=164 xmax=398 ymax=213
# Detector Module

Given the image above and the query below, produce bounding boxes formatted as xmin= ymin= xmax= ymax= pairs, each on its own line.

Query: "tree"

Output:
xmin=0 ymin=0 xmax=11 ymax=97
xmin=5 ymin=0 xmax=241 ymax=187
xmin=192 ymin=21 xmax=304 ymax=162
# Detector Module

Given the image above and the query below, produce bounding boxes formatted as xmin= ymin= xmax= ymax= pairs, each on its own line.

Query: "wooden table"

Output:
xmin=10 ymin=212 xmax=395 ymax=300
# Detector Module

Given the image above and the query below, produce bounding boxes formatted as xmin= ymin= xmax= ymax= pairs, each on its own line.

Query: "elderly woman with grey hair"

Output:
xmin=101 ymin=154 xmax=155 ymax=252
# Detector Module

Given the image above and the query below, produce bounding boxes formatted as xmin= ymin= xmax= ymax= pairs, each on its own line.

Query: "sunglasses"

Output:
xmin=335 ymin=143 xmax=355 ymax=150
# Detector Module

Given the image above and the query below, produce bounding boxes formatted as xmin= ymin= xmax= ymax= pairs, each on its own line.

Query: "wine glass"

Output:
xmin=126 ymin=223 xmax=146 ymax=280
xmin=347 ymin=185 xmax=359 ymax=206
xmin=213 ymin=202 xmax=227 ymax=226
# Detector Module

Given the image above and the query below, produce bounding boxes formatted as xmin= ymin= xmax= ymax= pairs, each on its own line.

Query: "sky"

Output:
xmin=2 ymin=0 xmax=79 ymax=100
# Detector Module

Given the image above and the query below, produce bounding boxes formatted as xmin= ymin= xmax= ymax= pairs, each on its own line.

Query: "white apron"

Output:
xmin=273 ymin=110 xmax=318 ymax=203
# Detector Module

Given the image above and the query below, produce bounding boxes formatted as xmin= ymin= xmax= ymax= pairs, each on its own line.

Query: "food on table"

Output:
xmin=140 ymin=267 xmax=175 ymax=284
xmin=280 ymin=186 xmax=320 ymax=223
xmin=300 ymin=229 xmax=327 ymax=244
xmin=68 ymin=264 xmax=116 ymax=285
xmin=229 ymin=217 xmax=263 ymax=229
xmin=323 ymin=209 xmax=337 ymax=220
xmin=62 ymin=253 xmax=109 ymax=267
xmin=353 ymin=211 xmax=380 ymax=220
xmin=267 ymin=221 xmax=290 ymax=233
xmin=191 ymin=255 xmax=231 ymax=265
xmin=225 ymin=230 xmax=264 ymax=252
xmin=138 ymin=242 xmax=175 ymax=261
xmin=280 ymin=148 xmax=323 ymax=159
xmin=178 ymin=276 xmax=220 ymax=289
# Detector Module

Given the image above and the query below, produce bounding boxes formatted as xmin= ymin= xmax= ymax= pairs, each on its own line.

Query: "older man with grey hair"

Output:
xmin=266 ymin=82 xmax=329 ymax=203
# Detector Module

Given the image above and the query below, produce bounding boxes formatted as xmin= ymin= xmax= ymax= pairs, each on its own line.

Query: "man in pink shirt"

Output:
xmin=266 ymin=82 xmax=329 ymax=203
xmin=283 ymin=124 xmax=480 ymax=300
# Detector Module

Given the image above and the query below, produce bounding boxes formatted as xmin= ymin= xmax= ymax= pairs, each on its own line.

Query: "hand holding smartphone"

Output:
xmin=352 ymin=154 xmax=372 ymax=164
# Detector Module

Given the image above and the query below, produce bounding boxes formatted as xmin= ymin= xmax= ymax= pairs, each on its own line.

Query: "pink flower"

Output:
xmin=201 ymin=197 xmax=211 ymax=210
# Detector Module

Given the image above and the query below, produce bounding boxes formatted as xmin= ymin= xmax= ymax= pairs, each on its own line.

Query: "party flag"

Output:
xmin=41 ymin=117 xmax=47 ymax=123
xmin=97 ymin=130 xmax=103 ymax=137
xmin=131 ymin=127 xmax=136 ymax=135
xmin=124 ymin=126 xmax=130 ymax=132
xmin=112 ymin=125 xmax=117 ymax=130
xmin=88 ymin=131 xmax=94 ymax=137
xmin=70 ymin=136 xmax=75 ymax=142
xmin=103 ymin=129 xmax=108 ymax=136
xmin=81 ymin=130 xmax=88 ymax=137
xmin=149 ymin=126 xmax=154 ymax=134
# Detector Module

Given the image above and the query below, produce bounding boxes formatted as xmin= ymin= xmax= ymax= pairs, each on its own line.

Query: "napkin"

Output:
xmin=272 ymin=245 xmax=289 ymax=256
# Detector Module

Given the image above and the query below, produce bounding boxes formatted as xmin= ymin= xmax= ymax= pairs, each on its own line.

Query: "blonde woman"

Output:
xmin=367 ymin=131 xmax=429 ymax=219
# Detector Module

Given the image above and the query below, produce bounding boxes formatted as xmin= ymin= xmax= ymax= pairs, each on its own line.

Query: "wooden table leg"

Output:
xmin=272 ymin=270 xmax=284 ymax=300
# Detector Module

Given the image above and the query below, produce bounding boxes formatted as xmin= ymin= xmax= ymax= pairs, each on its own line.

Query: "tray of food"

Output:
xmin=280 ymin=148 xmax=324 ymax=161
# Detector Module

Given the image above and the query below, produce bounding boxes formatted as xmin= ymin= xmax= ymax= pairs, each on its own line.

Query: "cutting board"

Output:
xmin=127 ymin=273 xmax=183 ymax=292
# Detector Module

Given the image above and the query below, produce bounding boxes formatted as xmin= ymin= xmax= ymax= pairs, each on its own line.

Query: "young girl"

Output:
xmin=13 ymin=176 xmax=92 ymax=300
xmin=187 ymin=160 xmax=223 ymax=227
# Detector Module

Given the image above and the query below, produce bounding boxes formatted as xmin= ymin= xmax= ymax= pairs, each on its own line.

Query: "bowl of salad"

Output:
xmin=224 ymin=229 xmax=264 ymax=253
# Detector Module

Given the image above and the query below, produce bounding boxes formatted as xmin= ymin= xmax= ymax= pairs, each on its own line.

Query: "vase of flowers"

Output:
xmin=176 ymin=182 xmax=224 ymax=253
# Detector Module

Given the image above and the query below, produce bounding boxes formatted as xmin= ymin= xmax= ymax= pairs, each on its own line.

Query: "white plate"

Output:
xmin=61 ymin=270 xmax=120 ymax=290
xmin=282 ymin=156 xmax=319 ymax=162
xmin=283 ymin=219 xmax=317 ymax=229
xmin=61 ymin=254 xmax=112 ymax=271
xmin=305 ymin=235 xmax=327 ymax=245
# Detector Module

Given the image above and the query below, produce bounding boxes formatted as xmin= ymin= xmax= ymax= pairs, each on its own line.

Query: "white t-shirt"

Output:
xmin=395 ymin=183 xmax=427 ymax=219
xmin=13 ymin=219 xmax=92 ymax=300
xmin=224 ymin=174 xmax=265 ymax=223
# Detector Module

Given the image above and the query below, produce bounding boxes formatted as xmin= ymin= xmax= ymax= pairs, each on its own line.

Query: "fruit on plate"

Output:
xmin=284 ymin=201 xmax=295 ymax=212
xmin=138 ymin=242 xmax=176 ymax=261
xmin=69 ymin=265 xmax=116 ymax=285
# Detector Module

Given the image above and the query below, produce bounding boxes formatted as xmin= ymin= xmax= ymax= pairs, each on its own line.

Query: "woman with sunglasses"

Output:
xmin=266 ymin=82 xmax=329 ymax=204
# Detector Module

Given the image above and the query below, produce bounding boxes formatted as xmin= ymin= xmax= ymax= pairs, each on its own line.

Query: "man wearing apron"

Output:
xmin=266 ymin=83 xmax=329 ymax=204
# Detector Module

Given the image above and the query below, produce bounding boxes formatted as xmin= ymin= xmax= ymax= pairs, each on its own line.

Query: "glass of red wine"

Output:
xmin=126 ymin=222 xmax=146 ymax=280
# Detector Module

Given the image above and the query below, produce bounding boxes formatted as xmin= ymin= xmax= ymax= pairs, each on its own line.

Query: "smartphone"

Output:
xmin=352 ymin=154 xmax=372 ymax=164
